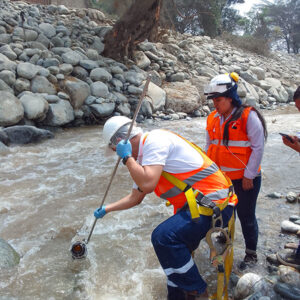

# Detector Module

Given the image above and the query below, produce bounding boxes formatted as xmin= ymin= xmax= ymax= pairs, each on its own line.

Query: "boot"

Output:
xmin=239 ymin=252 xmax=257 ymax=270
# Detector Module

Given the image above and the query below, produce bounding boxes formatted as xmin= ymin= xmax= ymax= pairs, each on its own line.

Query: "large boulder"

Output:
xmin=0 ymin=238 xmax=20 ymax=269
xmin=63 ymin=78 xmax=90 ymax=109
xmin=20 ymin=93 xmax=49 ymax=121
xmin=43 ymin=100 xmax=75 ymax=126
xmin=163 ymin=80 xmax=201 ymax=113
xmin=3 ymin=125 xmax=54 ymax=144
xmin=0 ymin=91 xmax=24 ymax=126
xmin=143 ymin=81 xmax=166 ymax=112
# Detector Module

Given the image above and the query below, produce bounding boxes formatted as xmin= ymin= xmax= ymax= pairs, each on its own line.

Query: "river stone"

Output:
xmin=31 ymin=76 xmax=56 ymax=95
xmin=234 ymin=273 xmax=262 ymax=300
xmin=0 ymin=91 xmax=24 ymax=126
xmin=63 ymin=78 xmax=90 ymax=109
xmin=133 ymin=51 xmax=151 ymax=70
xmin=90 ymin=81 xmax=109 ymax=98
xmin=43 ymin=100 xmax=74 ymax=126
xmin=17 ymin=62 xmax=39 ymax=79
xmin=286 ymin=192 xmax=298 ymax=203
xmin=39 ymin=23 xmax=56 ymax=38
xmin=0 ymin=238 xmax=20 ymax=269
xmin=61 ymin=50 xmax=82 ymax=66
xmin=281 ymin=220 xmax=300 ymax=233
xmin=0 ymin=44 xmax=17 ymax=60
xmin=20 ymin=93 xmax=49 ymax=120
xmin=0 ymin=70 xmax=16 ymax=86
xmin=0 ymin=78 xmax=13 ymax=93
xmin=164 ymin=80 xmax=200 ymax=113
xmin=3 ymin=125 xmax=54 ymax=144
xmin=274 ymin=282 xmax=300 ymax=300
xmin=278 ymin=265 xmax=300 ymax=287
xmin=90 ymin=67 xmax=112 ymax=82
xmin=90 ymin=102 xmax=115 ymax=117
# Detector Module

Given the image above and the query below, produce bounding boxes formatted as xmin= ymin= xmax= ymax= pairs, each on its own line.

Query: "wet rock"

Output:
xmin=278 ymin=265 xmax=300 ymax=287
xmin=266 ymin=192 xmax=282 ymax=199
xmin=20 ymin=93 xmax=49 ymax=120
xmin=42 ymin=100 xmax=75 ymax=126
xmin=3 ymin=125 xmax=54 ymax=144
xmin=286 ymin=192 xmax=298 ymax=203
xmin=234 ymin=273 xmax=263 ymax=300
xmin=273 ymin=282 xmax=300 ymax=300
xmin=281 ymin=220 xmax=300 ymax=233
xmin=0 ymin=91 xmax=24 ymax=126
xmin=0 ymin=238 xmax=20 ymax=269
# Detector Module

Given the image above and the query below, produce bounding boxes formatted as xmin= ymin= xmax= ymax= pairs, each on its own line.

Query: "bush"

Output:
xmin=219 ymin=32 xmax=270 ymax=57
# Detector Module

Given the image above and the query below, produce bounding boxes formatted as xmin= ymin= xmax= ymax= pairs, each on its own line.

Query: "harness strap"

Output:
xmin=161 ymin=171 xmax=230 ymax=218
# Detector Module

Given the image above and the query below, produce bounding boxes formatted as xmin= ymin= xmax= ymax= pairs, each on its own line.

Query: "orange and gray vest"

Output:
xmin=141 ymin=132 xmax=238 ymax=216
xmin=206 ymin=107 xmax=261 ymax=180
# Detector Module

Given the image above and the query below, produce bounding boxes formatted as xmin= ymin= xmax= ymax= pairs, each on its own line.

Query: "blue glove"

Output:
xmin=116 ymin=139 xmax=132 ymax=159
xmin=94 ymin=206 xmax=106 ymax=219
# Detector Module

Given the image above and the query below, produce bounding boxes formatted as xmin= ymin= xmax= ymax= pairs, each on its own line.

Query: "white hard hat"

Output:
xmin=103 ymin=116 xmax=131 ymax=145
xmin=204 ymin=73 xmax=238 ymax=99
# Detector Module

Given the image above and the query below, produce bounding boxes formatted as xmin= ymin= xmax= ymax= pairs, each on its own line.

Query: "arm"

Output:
xmin=125 ymin=157 xmax=163 ymax=193
xmin=282 ymin=136 xmax=300 ymax=153
xmin=243 ymin=111 xmax=265 ymax=190
xmin=105 ymin=188 xmax=147 ymax=213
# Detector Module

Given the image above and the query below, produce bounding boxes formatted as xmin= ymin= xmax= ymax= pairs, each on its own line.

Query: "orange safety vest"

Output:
xmin=142 ymin=132 xmax=238 ymax=214
xmin=206 ymin=107 xmax=261 ymax=180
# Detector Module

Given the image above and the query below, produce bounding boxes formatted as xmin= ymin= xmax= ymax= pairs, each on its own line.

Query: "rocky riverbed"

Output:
xmin=0 ymin=0 xmax=300 ymax=149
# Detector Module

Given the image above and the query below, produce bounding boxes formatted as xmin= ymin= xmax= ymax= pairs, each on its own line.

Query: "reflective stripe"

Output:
xmin=211 ymin=140 xmax=251 ymax=147
xmin=167 ymin=280 xmax=178 ymax=287
xmin=160 ymin=164 xmax=219 ymax=199
xmin=164 ymin=257 xmax=194 ymax=276
xmin=221 ymin=166 xmax=244 ymax=172
xmin=204 ymin=188 xmax=230 ymax=202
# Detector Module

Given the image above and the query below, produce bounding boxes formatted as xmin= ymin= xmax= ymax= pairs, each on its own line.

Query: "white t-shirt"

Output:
xmin=137 ymin=130 xmax=204 ymax=173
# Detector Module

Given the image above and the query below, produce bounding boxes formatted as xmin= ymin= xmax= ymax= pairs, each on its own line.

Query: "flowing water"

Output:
xmin=0 ymin=107 xmax=299 ymax=300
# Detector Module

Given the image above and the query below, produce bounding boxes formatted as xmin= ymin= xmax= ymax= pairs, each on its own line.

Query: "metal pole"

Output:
xmin=85 ymin=76 xmax=151 ymax=244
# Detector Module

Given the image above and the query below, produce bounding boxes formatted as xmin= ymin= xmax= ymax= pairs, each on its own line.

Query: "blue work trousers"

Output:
xmin=151 ymin=205 xmax=234 ymax=299
xmin=232 ymin=175 xmax=261 ymax=253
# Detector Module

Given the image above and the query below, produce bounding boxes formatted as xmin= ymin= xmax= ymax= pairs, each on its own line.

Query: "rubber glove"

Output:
xmin=94 ymin=206 xmax=106 ymax=219
xmin=116 ymin=139 xmax=132 ymax=159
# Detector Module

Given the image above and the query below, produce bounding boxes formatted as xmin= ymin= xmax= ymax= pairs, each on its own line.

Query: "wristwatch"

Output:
xmin=122 ymin=155 xmax=131 ymax=165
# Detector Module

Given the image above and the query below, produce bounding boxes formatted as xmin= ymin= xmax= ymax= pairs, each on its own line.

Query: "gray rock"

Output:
xmin=43 ymin=100 xmax=74 ymax=126
xmin=3 ymin=125 xmax=53 ymax=144
xmin=14 ymin=78 xmax=31 ymax=93
xmin=63 ymin=78 xmax=90 ymax=109
xmin=90 ymin=81 xmax=109 ymax=98
xmin=20 ymin=93 xmax=49 ymax=120
xmin=17 ymin=62 xmax=39 ymax=79
xmin=234 ymin=273 xmax=263 ymax=300
xmin=39 ymin=23 xmax=56 ymax=39
xmin=31 ymin=76 xmax=56 ymax=95
xmin=90 ymin=67 xmax=112 ymax=82
xmin=0 ymin=91 xmax=24 ymax=126
xmin=286 ymin=191 xmax=298 ymax=203
xmin=59 ymin=63 xmax=73 ymax=75
xmin=90 ymin=102 xmax=115 ymax=117
xmin=124 ymin=71 xmax=146 ymax=86
xmin=0 ymin=44 xmax=17 ymax=60
xmin=0 ymin=238 xmax=20 ymax=268
xmin=62 ymin=50 xmax=82 ymax=66
xmin=0 ymin=78 xmax=13 ymax=93
xmin=281 ymin=220 xmax=300 ymax=233
xmin=80 ymin=59 xmax=99 ymax=70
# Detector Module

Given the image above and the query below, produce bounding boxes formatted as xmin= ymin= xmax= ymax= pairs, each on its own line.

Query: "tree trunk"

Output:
xmin=103 ymin=0 xmax=163 ymax=61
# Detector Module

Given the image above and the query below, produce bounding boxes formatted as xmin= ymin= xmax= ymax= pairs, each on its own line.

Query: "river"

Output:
xmin=0 ymin=106 xmax=299 ymax=299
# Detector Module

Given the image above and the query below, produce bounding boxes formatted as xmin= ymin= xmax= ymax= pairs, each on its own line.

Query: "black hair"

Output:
xmin=294 ymin=86 xmax=300 ymax=101
xmin=223 ymin=105 xmax=268 ymax=147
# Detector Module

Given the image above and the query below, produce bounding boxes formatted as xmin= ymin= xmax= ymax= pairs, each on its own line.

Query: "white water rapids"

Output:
xmin=0 ymin=107 xmax=299 ymax=299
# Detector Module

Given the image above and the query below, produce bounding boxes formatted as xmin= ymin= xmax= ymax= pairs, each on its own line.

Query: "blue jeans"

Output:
xmin=151 ymin=205 xmax=234 ymax=299
xmin=232 ymin=175 xmax=261 ymax=253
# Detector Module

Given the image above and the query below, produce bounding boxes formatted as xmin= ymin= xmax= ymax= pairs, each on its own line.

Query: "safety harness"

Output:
xmin=161 ymin=134 xmax=236 ymax=300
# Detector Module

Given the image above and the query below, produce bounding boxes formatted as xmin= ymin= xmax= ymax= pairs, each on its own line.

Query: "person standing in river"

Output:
xmin=94 ymin=116 xmax=238 ymax=300
xmin=277 ymin=86 xmax=300 ymax=269
xmin=204 ymin=73 xmax=268 ymax=270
